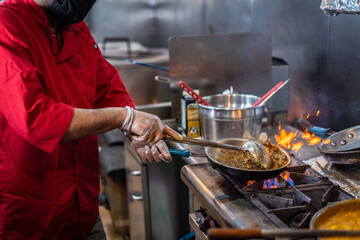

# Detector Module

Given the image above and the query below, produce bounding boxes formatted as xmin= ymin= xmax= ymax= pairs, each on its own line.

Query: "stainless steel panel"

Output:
xmin=205 ymin=0 xmax=253 ymax=34
xmin=124 ymin=141 xmax=147 ymax=240
xmin=169 ymin=32 xmax=272 ymax=119
xmin=157 ymin=0 xmax=207 ymax=46
xmin=106 ymin=52 xmax=170 ymax=106
xmin=87 ymin=0 xmax=159 ymax=47
xmin=146 ymin=157 xmax=190 ymax=240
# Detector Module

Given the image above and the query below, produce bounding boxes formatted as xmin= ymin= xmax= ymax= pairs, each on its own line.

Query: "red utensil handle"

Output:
xmin=207 ymin=228 xmax=262 ymax=240
xmin=252 ymin=81 xmax=283 ymax=107
xmin=178 ymin=81 xmax=211 ymax=106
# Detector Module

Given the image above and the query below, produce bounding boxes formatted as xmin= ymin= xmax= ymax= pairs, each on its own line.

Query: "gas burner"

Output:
xmin=221 ymin=161 xmax=353 ymax=228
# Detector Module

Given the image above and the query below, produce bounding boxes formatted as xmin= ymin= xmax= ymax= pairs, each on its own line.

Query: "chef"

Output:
xmin=0 ymin=0 xmax=181 ymax=239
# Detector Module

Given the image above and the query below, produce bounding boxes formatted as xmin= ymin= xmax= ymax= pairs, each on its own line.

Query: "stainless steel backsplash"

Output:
xmin=86 ymin=0 xmax=360 ymax=130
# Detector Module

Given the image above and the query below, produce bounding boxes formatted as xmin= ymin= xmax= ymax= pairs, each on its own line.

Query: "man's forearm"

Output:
xmin=61 ymin=107 xmax=127 ymax=142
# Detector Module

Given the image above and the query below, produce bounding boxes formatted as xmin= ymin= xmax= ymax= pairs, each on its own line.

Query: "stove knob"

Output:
xmin=348 ymin=133 xmax=354 ymax=139
xmin=331 ymin=142 xmax=337 ymax=147
xmin=340 ymin=140 xmax=347 ymax=145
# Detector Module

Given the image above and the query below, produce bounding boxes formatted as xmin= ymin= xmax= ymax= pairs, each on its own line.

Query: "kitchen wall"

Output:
xmin=87 ymin=0 xmax=360 ymax=130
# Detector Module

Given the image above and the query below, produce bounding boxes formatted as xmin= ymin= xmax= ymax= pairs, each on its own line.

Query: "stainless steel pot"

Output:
xmin=199 ymin=94 xmax=265 ymax=141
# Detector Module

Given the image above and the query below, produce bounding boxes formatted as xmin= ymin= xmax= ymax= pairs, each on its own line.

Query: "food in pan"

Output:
xmin=215 ymin=141 xmax=287 ymax=170
xmin=312 ymin=199 xmax=360 ymax=240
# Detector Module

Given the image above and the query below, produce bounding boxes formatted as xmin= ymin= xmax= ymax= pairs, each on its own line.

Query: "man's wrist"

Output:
xmin=121 ymin=106 xmax=134 ymax=136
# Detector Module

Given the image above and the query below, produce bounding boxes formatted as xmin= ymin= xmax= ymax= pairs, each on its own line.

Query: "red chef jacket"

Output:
xmin=0 ymin=0 xmax=134 ymax=239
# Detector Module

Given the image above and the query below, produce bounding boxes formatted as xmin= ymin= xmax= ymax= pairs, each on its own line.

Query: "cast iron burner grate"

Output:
xmin=221 ymin=161 xmax=354 ymax=229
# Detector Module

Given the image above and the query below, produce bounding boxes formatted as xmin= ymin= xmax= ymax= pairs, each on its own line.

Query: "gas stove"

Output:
xmin=176 ymin=125 xmax=360 ymax=240
xmin=180 ymin=155 xmax=356 ymax=240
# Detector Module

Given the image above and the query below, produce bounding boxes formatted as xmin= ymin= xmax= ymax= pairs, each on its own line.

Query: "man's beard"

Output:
xmin=47 ymin=0 xmax=96 ymax=27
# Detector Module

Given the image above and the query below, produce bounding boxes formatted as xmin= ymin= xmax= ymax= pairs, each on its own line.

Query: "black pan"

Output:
xmin=298 ymin=118 xmax=360 ymax=165
xmin=318 ymin=126 xmax=360 ymax=164
xmin=318 ymin=125 xmax=360 ymax=152
xmin=318 ymin=149 xmax=360 ymax=165
xmin=204 ymin=138 xmax=291 ymax=181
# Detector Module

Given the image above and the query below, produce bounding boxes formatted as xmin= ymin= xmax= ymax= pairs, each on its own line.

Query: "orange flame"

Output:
xmin=247 ymin=180 xmax=256 ymax=186
xmin=323 ymin=139 xmax=331 ymax=145
xmin=302 ymin=130 xmax=322 ymax=145
xmin=275 ymin=129 xmax=298 ymax=150
xmin=306 ymin=114 xmax=310 ymax=119
xmin=291 ymin=142 xmax=303 ymax=151
xmin=275 ymin=123 xmax=322 ymax=152
xmin=316 ymin=110 xmax=320 ymax=117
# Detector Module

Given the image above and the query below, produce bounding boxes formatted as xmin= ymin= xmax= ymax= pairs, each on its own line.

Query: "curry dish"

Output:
xmin=215 ymin=141 xmax=287 ymax=170
xmin=313 ymin=199 xmax=360 ymax=240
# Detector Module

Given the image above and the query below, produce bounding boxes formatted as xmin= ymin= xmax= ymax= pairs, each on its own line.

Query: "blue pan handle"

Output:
xmin=308 ymin=126 xmax=331 ymax=136
xmin=169 ymin=149 xmax=190 ymax=157
xmin=298 ymin=118 xmax=334 ymax=138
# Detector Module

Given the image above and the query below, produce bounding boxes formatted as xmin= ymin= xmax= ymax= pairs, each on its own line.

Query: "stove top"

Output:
xmin=178 ymin=125 xmax=360 ymax=237
xmin=180 ymin=156 xmax=354 ymax=230
xmin=221 ymin=158 xmax=353 ymax=229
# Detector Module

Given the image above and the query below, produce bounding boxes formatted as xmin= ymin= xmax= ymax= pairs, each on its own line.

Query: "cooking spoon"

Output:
xmin=164 ymin=135 xmax=272 ymax=169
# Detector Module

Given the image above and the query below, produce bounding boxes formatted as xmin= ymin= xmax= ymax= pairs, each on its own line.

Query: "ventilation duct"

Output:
xmin=321 ymin=0 xmax=360 ymax=15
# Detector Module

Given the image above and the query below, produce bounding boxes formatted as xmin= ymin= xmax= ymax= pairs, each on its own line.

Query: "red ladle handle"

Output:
xmin=178 ymin=81 xmax=211 ymax=106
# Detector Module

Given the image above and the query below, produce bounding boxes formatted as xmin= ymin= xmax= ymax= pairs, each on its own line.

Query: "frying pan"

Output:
xmin=318 ymin=126 xmax=360 ymax=164
xmin=298 ymin=118 xmax=360 ymax=164
xmin=205 ymin=138 xmax=291 ymax=181
xmin=318 ymin=126 xmax=360 ymax=152
xmin=170 ymin=138 xmax=291 ymax=181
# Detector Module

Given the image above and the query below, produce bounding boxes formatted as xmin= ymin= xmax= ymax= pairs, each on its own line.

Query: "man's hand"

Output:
xmin=130 ymin=139 xmax=173 ymax=163
xmin=121 ymin=109 xmax=182 ymax=163
xmin=126 ymin=110 xmax=182 ymax=143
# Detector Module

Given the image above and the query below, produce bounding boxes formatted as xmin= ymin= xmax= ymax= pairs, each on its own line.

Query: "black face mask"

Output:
xmin=49 ymin=0 xmax=96 ymax=26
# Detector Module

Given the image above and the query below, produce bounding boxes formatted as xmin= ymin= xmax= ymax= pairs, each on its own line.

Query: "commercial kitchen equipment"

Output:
xmin=168 ymin=33 xmax=289 ymax=125
xmin=176 ymin=125 xmax=360 ymax=240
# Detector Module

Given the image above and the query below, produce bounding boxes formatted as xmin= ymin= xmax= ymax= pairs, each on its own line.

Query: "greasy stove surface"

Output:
xmin=180 ymin=156 xmax=354 ymax=230
xmin=177 ymin=124 xmax=360 ymax=240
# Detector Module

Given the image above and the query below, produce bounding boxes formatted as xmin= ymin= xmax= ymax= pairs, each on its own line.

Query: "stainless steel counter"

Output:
xmin=181 ymin=163 xmax=277 ymax=229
